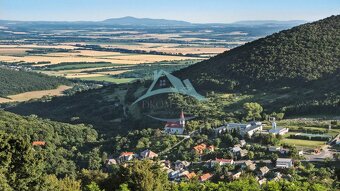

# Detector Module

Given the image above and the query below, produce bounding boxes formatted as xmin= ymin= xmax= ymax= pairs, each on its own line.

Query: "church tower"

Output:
xmin=179 ymin=111 xmax=185 ymax=128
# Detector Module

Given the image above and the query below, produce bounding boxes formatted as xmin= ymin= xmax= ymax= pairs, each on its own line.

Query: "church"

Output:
xmin=164 ymin=111 xmax=186 ymax=135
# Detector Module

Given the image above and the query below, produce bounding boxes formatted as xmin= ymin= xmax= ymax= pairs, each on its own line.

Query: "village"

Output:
xmin=104 ymin=111 xmax=340 ymax=185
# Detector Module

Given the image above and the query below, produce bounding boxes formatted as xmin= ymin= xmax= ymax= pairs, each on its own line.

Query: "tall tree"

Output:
xmin=0 ymin=132 xmax=45 ymax=191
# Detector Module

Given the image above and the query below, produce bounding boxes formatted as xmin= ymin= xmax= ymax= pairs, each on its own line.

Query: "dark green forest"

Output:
xmin=175 ymin=15 xmax=340 ymax=90
xmin=0 ymin=110 xmax=99 ymax=178
xmin=0 ymin=67 xmax=71 ymax=97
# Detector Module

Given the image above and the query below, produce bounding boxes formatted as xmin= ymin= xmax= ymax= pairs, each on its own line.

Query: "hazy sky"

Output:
xmin=1 ymin=0 xmax=339 ymax=23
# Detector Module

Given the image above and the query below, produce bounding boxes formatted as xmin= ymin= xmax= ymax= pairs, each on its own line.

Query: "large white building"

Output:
xmin=276 ymin=158 xmax=293 ymax=168
xmin=225 ymin=122 xmax=263 ymax=137
xmin=269 ymin=121 xmax=289 ymax=135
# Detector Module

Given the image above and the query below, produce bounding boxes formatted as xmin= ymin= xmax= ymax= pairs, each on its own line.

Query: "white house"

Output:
xmin=276 ymin=158 xmax=293 ymax=168
xmin=118 ymin=152 xmax=135 ymax=163
xmin=210 ymin=158 xmax=234 ymax=167
xmin=268 ymin=146 xmax=281 ymax=152
xmin=240 ymin=140 xmax=247 ymax=147
xmin=164 ymin=111 xmax=186 ymax=135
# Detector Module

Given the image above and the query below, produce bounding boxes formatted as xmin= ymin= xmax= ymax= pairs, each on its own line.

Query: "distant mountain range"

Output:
xmin=102 ymin=16 xmax=191 ymax=26
xmin=231 ymin=20 xmax=307 ymax=26
xmin=0 ymin=16 xmax=308 ymax=27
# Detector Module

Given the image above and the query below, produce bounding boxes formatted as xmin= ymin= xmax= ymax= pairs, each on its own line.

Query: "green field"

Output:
xmin=280 ymin=138 xmax=326 ymax=148
xmin=80 ymin=76 xmax=135 ymax=84
xmin=45 ymin=62 xmax=115 ymax=70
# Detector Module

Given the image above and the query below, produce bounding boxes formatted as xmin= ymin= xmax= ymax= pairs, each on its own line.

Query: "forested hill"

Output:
xmin=174 ymin=15 xmax=340 ymax=91
xmin=0 ymin=67 xmax=70 ymax=97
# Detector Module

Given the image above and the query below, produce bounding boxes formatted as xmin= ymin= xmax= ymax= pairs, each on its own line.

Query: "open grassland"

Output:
xmin=280 ymin=138 xmax=326 ymax=148
xmin=0 ymin=85 xmax=72 ymax=103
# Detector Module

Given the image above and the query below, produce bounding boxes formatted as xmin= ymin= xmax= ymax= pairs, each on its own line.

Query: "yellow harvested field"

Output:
xmin=0 ymin=48 xmax=32 ymax=55
xmin=0 ymin=44 xmax=76 ymax=50
xmin=0 ymin=52 xmax=199 ymax=65
xmin=0 ymin=85 xmax=72 ymax=103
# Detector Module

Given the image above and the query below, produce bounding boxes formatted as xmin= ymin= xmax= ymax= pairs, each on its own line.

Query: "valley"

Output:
xmin=0 ymin=13 xmax=339 ymax=191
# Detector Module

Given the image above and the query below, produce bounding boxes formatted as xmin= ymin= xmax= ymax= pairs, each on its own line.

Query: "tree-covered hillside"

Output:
xmin=174 ymin=15 xmax=340 ymax=91
xmin=0 ymin=110 xmax=99 ymax=177
xmin=0 ymin=67 xmax=71 ymax=97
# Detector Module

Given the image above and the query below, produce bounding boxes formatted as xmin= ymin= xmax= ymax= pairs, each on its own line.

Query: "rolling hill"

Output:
xmin=6 ymin=15 xmax=340 ymax=138
xmin=174 ymin=15 xmax=340 ymax=91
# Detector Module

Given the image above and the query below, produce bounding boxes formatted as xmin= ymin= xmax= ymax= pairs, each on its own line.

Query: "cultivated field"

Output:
xmin=0 ymin=25 xmax=253 ymax=83
xmin=0 ymin=85 xmax=72 ymax=103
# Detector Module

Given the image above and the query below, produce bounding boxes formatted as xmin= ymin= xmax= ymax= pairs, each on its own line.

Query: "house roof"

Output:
xmin=32 ymin=141 xmax=46 ymax=146
xmin=185 ymin=172 xmax=197 ymax=179
xmin=120 ymin=152 xmax=134 ymax=157
xmin=244 ymin=160 xmax=254 ymax=166
xmin=232 ymin=146 xmax=241 ymax=152
xmin=141 ymin=149 xmax=158 ymax=158
xmin=200 ymin=173 xmax=213 ymax=181
xmin=165 ymin=122 xmax=183 ymax=128
xmin=277 ymin=158 xmax=292 ymax=162
xmin=107 ymin=159 xmax=117 ymax=165
xmin=193 ymin=143 xmax=207 ymax=151
xmin=214 ymin=158 xmax=233 ymax=163
xmin=259 ymin=166 xmax=270 ymax=174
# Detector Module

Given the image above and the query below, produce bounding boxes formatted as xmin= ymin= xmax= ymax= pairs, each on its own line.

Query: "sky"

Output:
xmin=0 ymin=0 xmax=339 ymax=23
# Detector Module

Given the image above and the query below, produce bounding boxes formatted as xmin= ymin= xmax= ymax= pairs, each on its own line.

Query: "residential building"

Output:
xmin=240 ymin=149 xmax=248 ymax=157
xmin=276 ymin=158 xmax=293 ymax=168
xmin=272 ymin=172 xmax=282 ymax=181
xmin=193 ymin=143 xmax=214 ymax=155
xmin=174 ymin=160 xmax=191 ymax=171
xmin=118 ymin=152 xmax=135 ymax=163
xmin=32 ymin=141 xmax=46 ymax=146
xmin=169 ymin=170 xmax=181 ymax=180
xmin=140 ymin=149 xmax=158 ymax=159
xmin=185 ymin=172 xmax=197 ymax=180
xmin=258 ymin=166 xmax=270 ymax=177
xmin=179 ymin=170 xmax=190 ymax=177
xmin=231 ymin=171 xmax=242 ymax=180
xmin=258 ymin=178 xmax=267 ymax=185
xmin=200 ymin=173 xmax=213 ymax=182
xmin=232 ymin=146 xmax=241 ymax=153
xmin=210 ymin=158 xmax=234 ymax=167
xmin=106 ymin=158 xmax=117 ymax=165
xmin=243 ymin=160 xmax=256 ymax=171
xmin=240 ymin=140 xmax=247 ymax=147
xmin=268 ymin=146 xmax=281 ymax=152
